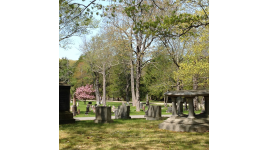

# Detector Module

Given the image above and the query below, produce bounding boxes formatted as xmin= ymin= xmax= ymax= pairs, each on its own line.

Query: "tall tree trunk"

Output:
xmin=146 ymin=93 xmax=149 ymax=105
xmin=103 ymin=64 xmax=106 ymax=106
xmin=126 ymin=74 xmax=130 ymax=103
xmin=130 ymin=58 xmax=136 ymax=106
xmin=94 ymin=72 xmax=100 ymax=105
xmin=135 ymin=58 xmax=141 ymax=111
xmin=193 ymin=74 xmax=198 ymax=111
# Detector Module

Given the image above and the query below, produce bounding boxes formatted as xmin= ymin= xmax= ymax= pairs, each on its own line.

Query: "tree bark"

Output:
xmin=130 ymin=58 xmax=136 ymax=106
xmin=193 ymin=74 xmax=198 ymax=111
xmin=126 ymin=74 xmax=130 ymax=103
xmin=94 ymin=72 xmax=100 ymax=105
xmin=102 ymin=64 xmax=106 ymax=106
xmin=146 ymin=93 xmax=149 ymax=105
xmin=135 ymin=57 xmax=141 ymax=111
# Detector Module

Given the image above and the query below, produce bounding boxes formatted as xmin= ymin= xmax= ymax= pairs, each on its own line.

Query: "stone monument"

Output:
xmin=115 ymin=104 xmax=131 ymax=119
xmin=166 ymin=106 xmax=172 ymax=113
xmin=59 ymin=82 xmax=75 ymax=124
xmin=94 ymin=106 xmax=113 ymax=123
xmin=144 ymin=105 xmax=162 ymax=120
xmin=85 ymin=106 xmax=89 ymax=115
xmin=140 ymin=102 xmax=144 ymax=110
xmin=112 ymin=106 xmax=116 ymax=112
xmin=159 ymin=90 xmax=209 ymax=132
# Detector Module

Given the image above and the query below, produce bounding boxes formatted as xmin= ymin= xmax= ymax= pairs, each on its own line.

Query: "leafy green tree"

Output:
xmin=59 ymin=57 xmax=74 ymax=84
xmin=59 ymin=0 xmax=100 ymax=49
xmin=174 ymin=25 xmax=209 ymax=90
xmin=80 ymin=30 xmax=120 ymax=106
xmin=142 ymin=46 xmax=177 ymax=101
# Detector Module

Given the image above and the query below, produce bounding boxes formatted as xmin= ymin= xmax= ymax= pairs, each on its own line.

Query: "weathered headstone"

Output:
xmin=85 ymin=106 xmax=89 ymax=115
xmin=146 ymin=101 xmax=149 ymax=106
xmin=177 ymin=97 xmax=184 ymax=116
xmin=142 ymin=105 xmax=146 ymax=111
xmin=114 ymin=109 xmax=118 ymax=117
xmin=140 ymin=102 xmax=144 ymax=110
xmin=115 ymin=105 xmax=131 ymax=119
xmin=197 ymin=103 xmax=201 ymax=111
xmin=112 ymin=106 xmax=116 ymax=112
xmin=166 ymin=106 xmax=172 ymax=113
xmin=144 ymin=105 xmax=162 ymax=120
xmin=94 ymin=106 xmax=113 ymax=123
xmin=72 ymin=105 xmax=77 ymax=116
xmin=201 ymin=103 xmax=205 ymax=111
xmin=59 ymin=82 xmax=75 ymax=124
xmin=78 ymin=109 xmax=80 ymax=115
xmin=77 ymin=102 xmax=79 ymax=107
xmin=92 ymin=106 xmax=96 ymax=113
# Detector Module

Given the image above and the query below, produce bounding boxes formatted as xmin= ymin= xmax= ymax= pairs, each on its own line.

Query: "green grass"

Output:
xmin=71 ymin=101 xmax=202 ymax=117
xmin=59 ymin=119 xmax=209 ymax=150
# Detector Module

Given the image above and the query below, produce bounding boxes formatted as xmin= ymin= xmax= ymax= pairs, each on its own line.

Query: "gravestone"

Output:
xmin=112 ymin=106 xmax=116 ymax=112
xmin=142 ymin=105 xmax=146 ymax=111
xmin=72 ymin=105 xmax=77 ymax=116
xmin=166 ymin=106 xmax=172 ymax=113
xmin=144 ymin=105 xmax=162 ymax=120
xmin=201 ymin=103 xmax=205 ymax=111
xmin=77 ymin=102 xmax=79 ymax=107
xmin=114 ymin=109 xmax=118 ymax=117
xmin=146 ymin=101 xmax=150 ymax=106
xmin=92 ymin=106 xmax=96 ymax=113
xmin=94 ymin=106 xmax=113 ymax=123
xmin=184 ymin=102 xmax=188 ymax=111
xmin=115 ymin=104 xmax=131 ymax=119
xmin=85 ymin=106 xmax=89 ymax=115
xmin=197 ymin=103 xmax=201 ymax=111
xmin=78 ymin=109 xmax=80 ymax=115
xmin=59 ymin=82 xmax=75 ymax=124
xmin=140 ymin=102 xmax=144 ymax=110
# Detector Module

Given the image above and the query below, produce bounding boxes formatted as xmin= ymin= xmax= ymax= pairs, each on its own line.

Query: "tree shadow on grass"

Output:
xmin=59 ymin=119 xmax=209 ymax=150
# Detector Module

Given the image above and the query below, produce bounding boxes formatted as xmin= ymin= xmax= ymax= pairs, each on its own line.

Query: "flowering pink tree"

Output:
xmin=75 ymin=84 xmax=95 ymax=104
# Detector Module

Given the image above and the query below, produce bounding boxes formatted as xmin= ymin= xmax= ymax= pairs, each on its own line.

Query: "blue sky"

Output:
xmin=59 ymin=29 xmax=99 ymax=60
xmin=59 ymin=0 xmax=111 ymax=60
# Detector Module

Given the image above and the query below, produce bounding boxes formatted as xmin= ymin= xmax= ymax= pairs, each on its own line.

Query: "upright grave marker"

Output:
xmin=145 ymin=105 xmax=162 ymax=120
xmin=94 ymin=106 xmax=113 ymax=123
xmin=59 ymin=82 xmax=75 ymax=124
xmin=115 ymin=104 xmax=131 ymax=119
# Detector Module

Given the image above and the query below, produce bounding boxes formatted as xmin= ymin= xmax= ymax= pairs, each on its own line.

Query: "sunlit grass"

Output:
xmin=59 ymin=119 xmax=209 ymax=150
xmin=72 ymin=101 xmax=202 ymax=117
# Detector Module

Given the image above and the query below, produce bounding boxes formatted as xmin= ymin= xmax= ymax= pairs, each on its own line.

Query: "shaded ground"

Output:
xmin=59 ymin=119 xmax=209 ymax=150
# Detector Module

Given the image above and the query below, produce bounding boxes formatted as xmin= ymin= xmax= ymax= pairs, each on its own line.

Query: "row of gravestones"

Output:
xmin=166 ymin=103 xmax=205 ymax=113
xmin=94 ymin=103 xmax=162 ymax=123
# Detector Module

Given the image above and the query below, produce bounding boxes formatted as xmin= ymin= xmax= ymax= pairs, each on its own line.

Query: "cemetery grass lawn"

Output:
xmin=72 ymin=101 xmax=202 ymax=117
xmin=59 ymin=119 xmax=209 ymax=150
